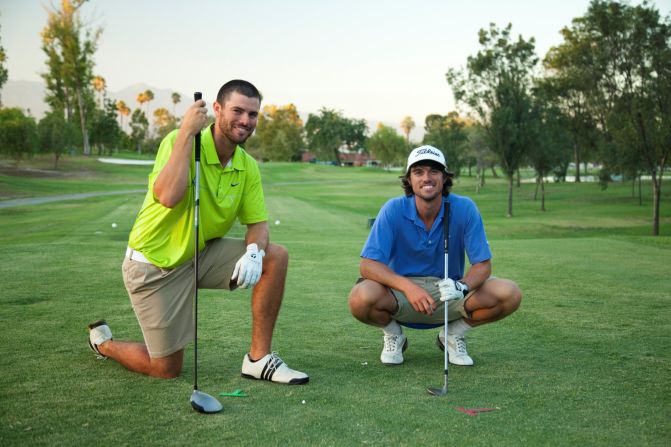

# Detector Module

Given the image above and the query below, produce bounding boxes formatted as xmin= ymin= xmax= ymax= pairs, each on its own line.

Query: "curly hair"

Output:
xmin=399 ymin=161 xmax=453 ymax=196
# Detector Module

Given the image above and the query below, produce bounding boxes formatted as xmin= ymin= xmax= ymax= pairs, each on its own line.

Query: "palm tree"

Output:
xmin=136 ymin=92 xmax=147 ymax=109
xmin=171 ymin=92 xmax=181 ymax=115
xmin=143 ymin=89 xmax=154 ymax=116
xmin=92 ymin=75 xmax=106 ymax=108
xmin=400 ymin=116 xmax=415 ymax=145
xmin=143 ymin=89 xmax=155 ymax=135
xmin=135 ymin=92 xmax=148 ymax=135
xmin=116 ymin=99 xmax=130 ymax=129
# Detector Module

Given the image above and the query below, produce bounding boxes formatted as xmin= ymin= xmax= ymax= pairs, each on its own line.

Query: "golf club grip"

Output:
xmin=193 ymin=92 xmax=202 ymax=162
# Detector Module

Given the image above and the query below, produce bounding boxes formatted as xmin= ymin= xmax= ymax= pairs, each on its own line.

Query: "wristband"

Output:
xmin=456 ymin=280 xmax=470 ymax=295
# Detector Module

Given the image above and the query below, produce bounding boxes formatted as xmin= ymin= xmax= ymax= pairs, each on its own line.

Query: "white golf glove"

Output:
xmin=437 ymin=278 xmax=469 ymax=302
xmin=231 ymin=243 xmax=265 ymax=289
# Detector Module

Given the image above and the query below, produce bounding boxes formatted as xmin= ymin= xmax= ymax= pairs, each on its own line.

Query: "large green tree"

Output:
xmin=38 ymin=111 xmax=78 ymax=168
xmin=41 ymin=0 xmax=101 ymax=156
xmin=542 ymin=43 xmax=599 ymax=183
xmin=305 ymin=108 xmax=367 ymax=162
xmin=447 ymin=23 xmax=538 ymax=217
xmin=367 ymin=123 xmax=406 ymax=169
xmin=526 ymin=88 xmax=572 ymax=210
xmin=254 ymin=104 xmax=304 ymax=161
xmin=466 ymin=124 xmax=498 ymax=192
xmin=0 ymin=108 xmax=39 ymax=162
xmin=422 ymin=112 xmax=468 ymax=176
xmin=90 ymin=98 xmax=121 ymax=155
xmin=129 ymin=108 xmax=149 ymax=154
xmin=547 ymin=0 xmax=671 ymax=235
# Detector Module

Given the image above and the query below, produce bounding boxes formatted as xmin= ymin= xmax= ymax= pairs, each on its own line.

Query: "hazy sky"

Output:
xmin=2 ymin=0 xmax=670 ymax=127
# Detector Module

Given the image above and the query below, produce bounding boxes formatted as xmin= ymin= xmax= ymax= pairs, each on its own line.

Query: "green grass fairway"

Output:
xmin=0 ymin=157 xmax=669 ymax=445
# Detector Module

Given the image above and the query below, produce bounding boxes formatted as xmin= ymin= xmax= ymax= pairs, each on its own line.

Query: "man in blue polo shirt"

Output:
xmin=348 ymin=145 xmax=522 ymax=366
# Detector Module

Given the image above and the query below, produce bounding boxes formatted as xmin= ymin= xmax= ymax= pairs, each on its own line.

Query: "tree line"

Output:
xmin=447 ymin=0 xmax=670 ymax=235
xmin=0 ymin=0 xmax=668 ymax=234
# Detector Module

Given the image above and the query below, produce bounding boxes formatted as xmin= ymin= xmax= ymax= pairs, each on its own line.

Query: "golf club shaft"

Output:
xmin=193 ymin=91 xmax=202 ymax=391
xmin=443 ymin=200 xmax=451 ymax=393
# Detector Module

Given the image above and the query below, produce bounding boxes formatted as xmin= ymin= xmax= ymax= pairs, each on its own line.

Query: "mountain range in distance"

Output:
xmin=0 ymin=80 xmax=190 ymax=121
xmin=0 ymin=79 xmax=424 ymax=141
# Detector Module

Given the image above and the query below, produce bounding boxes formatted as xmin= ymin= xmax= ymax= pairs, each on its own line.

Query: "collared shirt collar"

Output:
xmin=201 ymin=125 xmax=246 ymax=171
xmin=402 ymin=195 xmax=446 ymax=231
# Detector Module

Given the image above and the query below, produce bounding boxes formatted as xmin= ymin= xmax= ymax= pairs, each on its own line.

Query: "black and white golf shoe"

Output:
xmin=87 ymin=320 xmax=113 ymax=360
xmin=241 ymin=352 xmax=309 ymax=385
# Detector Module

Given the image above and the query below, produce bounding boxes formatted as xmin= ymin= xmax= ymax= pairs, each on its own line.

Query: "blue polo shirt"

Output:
xmin=361 ymin=194 xmax=491 ymax=280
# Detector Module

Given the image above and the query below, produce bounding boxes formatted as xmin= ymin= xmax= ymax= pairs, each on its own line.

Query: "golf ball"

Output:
xmin=112 ymin=223 xmax=118 ymax=228
xmin=275 ymin=220 xmax=280 ymax=225
xmin=301 ymin=400 xmax=306 ymax=404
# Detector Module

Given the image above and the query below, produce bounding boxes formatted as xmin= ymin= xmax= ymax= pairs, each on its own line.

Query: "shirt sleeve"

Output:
xmin=148 ymin=130 xmax=181 ymax=202
xmin=463 ymin=199 xmax=492 ymax=264
xmin=237 ymin=157 xmax=268 ymax=225
xmin=361 ymin=200 xmax=395 ymax=264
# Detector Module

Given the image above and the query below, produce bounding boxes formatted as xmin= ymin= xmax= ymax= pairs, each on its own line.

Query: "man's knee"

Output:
xmin=504 ymin=280 xmax=522 ymax=311
xmin=495 ymin=279 xmax=522 ymax=314
xmin=265 ymin=243 xmax=288 ymax=269
xmin=348 ymin=283 xmax=367 ymax=315
xmin=468 ymin=278 xmax=522 ymax=314
xmin=348 ymin=280 xmax=386 ymax=317
xmin=151 ymin=351 xmax=183 ymax=379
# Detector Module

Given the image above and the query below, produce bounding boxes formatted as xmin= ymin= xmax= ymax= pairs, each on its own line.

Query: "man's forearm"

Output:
xmin=360 ymin=258 xmax=416 ymax=294
xmin=461 ymin=260 xmax=492 ymax=290
xmin=245 ymin=221 xmax=269 ymax=251
xmin=153 ymin=130 xmax=192 ymax=208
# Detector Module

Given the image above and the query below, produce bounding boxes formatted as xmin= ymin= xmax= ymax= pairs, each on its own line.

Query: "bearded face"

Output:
xmin=214 ymin=91 xmax=260 ymax=146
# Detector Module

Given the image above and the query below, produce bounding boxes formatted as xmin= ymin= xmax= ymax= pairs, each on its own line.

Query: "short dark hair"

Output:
xmin=399 ymin=161 xmax=453 ymax=196
xmin=216 ymin=80 xmax=263 ymax=105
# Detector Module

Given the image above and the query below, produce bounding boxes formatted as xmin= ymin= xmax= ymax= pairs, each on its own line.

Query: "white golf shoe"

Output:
xmin=241 ymin=352 xmax=309 ymax=385
xmin=437 ymin=328 xmax=474 ymax=366
xmin=380 ymin=333 xmax=408 ymax=365
xmin=87 ymin=320 xmax=112 ymax=360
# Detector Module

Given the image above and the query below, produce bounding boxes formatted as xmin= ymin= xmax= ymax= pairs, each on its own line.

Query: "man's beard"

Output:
xmin=414 ymin=183 xmax=442 ymax=202
xmin=416 ymin=191 xmax=442 ymax=202
xmin=219 ymin=121 xmax=252 ymax=145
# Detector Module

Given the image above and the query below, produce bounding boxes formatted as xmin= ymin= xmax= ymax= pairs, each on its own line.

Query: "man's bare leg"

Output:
xmin=248 ymin=243 xmax=288 ymax=360
xmin=97 ymin=341 xmax=183 ymax=379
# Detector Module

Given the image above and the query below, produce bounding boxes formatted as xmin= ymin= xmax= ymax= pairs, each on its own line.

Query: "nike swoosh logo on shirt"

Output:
xmin=231 ymin=182 xmax=240 ymax=187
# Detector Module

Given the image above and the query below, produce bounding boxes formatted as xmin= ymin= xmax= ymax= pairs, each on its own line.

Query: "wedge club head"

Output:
xmin=190 ymin=390 xmax=223 ymax=414
xmin=427 ymin=385 xmax=447 ymax=396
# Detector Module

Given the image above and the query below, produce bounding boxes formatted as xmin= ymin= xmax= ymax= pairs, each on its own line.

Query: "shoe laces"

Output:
xmin=267 ymin=352 xmax=284 ymax=369
xmin=451 ymin=335 xmax=468 ymax=354
xmin=383 ymin=334 xmax=402 ymax=352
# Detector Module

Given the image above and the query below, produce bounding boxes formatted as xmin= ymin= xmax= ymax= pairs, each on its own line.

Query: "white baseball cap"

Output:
xmin=406 ymin=145 xmax=447 ymax=173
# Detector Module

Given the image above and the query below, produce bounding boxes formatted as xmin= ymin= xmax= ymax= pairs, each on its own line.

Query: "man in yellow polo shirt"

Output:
xmin=87 ymin=80 xmax=308 ymax=385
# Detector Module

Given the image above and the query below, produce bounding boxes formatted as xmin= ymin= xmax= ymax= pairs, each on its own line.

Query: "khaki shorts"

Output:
xmin=122 ymin=238 xmax=246 ymax=358
xmin=391 ymin=276 xmax=475 ymax=326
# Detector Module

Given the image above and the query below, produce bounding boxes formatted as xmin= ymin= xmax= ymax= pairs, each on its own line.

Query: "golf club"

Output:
xmin=189 ymin=91 xmax=223 ymax=414
xmin=428 ymin=200 xmax=450 ymax=397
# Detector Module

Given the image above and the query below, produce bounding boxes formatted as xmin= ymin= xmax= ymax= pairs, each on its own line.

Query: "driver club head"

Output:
xmin=427 ymin=386 xmax=447 ymax=397
xmin=190 ymin=390 xmax=223 ymax=414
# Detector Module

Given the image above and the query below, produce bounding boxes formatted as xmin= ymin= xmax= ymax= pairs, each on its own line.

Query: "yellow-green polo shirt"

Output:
xmin=127 ymin=125 xmax=268 ymax=268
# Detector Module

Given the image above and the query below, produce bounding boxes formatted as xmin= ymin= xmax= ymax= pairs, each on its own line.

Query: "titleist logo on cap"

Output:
xmin=414 ymin=147 xmax=441 ymax=158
